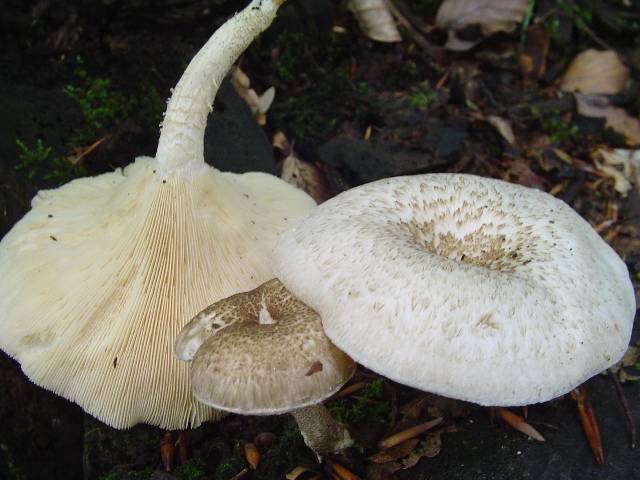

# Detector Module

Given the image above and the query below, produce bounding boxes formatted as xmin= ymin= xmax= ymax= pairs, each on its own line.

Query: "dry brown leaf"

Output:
xmin=592 ymin=148 xmax=640 ymax=195
xmin=281 ymin=152 xmax=330 ymax=203
xmin=609 ymin=345 xmax=640 ymax=383
xmin=519 ymin=23 xmax=549 ymax=81
xmin=369 ymin=438 xmax=420 ymax=463
xmin=561 ymin=50 xmax=629 ymax=95
xmin=401 ymin=431 xmax=443 ymax=468
xmin=575 ymin=93 xmax=640 ymax=146
xmin=348 ymin=0 xmax=401 ymax=43
xmin=244 ymin=443 xmax=260 ymax=470
xmin=231 ymin=66 xmax=275 ymax=125
xmin=366 ymin=462 xmax=402 ymax=480
xmin=286 ymin=466 xmax=316 ymax=480
xmin=436 ymin=0 xmax=528 ymax=51
xmin=272 ymin=131 xmax=291 ymax=151
xmin=488 ymin=115 xmax=516 ymax=145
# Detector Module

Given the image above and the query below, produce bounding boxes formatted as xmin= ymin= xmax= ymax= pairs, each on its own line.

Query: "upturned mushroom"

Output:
xmin=0 ymin=0 xmax=314 ymax=431
xmin=272 ymin=174 xmax=636 ymax=406
xmin=175 ymin=279 xmax=356 ymax=456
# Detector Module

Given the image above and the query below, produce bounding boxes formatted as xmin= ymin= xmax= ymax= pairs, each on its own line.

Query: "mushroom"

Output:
xmin=272 ymin=173 xmax=636 ymax=406
xmin=175 ymin=279 xmax=356 ymax=455
xmin=0 ymin=0 xmax=315 ymax=430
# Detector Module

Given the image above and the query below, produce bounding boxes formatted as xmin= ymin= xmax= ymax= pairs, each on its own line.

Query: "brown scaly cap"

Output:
xmin=177 ymin=279 xmax=355 ymax=415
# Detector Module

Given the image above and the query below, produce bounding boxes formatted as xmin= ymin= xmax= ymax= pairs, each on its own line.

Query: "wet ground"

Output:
xmin=1 ymin=1 xmax=639 ymax=479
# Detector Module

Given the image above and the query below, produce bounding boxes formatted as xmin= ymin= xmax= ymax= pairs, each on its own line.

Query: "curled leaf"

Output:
xmin=575 ymin=94 xmax=640 ymax=146
xmin=369 ymin=438 xmax=420 ymax=463
xmin=401 ymin=432 xmax=443 ymax=468
xmin=561 ymin=50 xmax=629 ymax=95
xmin=592 ymin=148 xmax=640 ymax=196
xmin=231 ymin=67 xmax=275 ymax=125
xmin=275 ymin=132 xmax=330 ymax=203
xmin=436 ymin=0 xmax=528 ymax=51
xmin=348 ymin=0 xmax=401 ymax=43
xmin=244 ymin=442 xmax=260 ymax=470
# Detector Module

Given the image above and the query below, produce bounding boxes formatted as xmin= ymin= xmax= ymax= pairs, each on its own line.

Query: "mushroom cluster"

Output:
xmin=272 ymin=173 xmax=636 ymax=406
xmin=0 ymin=0 xmax=314 ymax=430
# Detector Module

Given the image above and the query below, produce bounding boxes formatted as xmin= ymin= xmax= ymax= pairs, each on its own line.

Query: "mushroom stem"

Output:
xmin=156 ymin=0 xmax=283 ymax=177
xmin=290 ymin=404 xmax=353 ymax=457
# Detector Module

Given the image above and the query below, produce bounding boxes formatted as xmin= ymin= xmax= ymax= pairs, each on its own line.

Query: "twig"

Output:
xmin=609 ymin=368 xmax=636 ymax=449
xmin=329 ymin=381 xmax=367 ymax=400
xmin=570 ymin=387 xmax=605 ymax=465
xmin=386 ymin=0 xmax=440 ymax=57
xmin=227 ymin=467 xmax=249 ymax=480
xmin=496 ymin=408 xmax=545 ymax=441
xmin=378 ymin=417 xmax=443 ymax=449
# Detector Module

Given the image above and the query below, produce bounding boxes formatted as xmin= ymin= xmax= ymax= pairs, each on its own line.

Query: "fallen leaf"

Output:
xmin=348 ymin=0 xmax=402 ymax=43
xmin=436 ymin=0 xmax=528 ymax=51
xmin=561 ymin=50 xmax=629 ymax=95
xmin=281 ymin=151 xmax=331 ymax=203
xmin=401 ymin=431 xmax=443 ymax=468
xmin=286 ymin=466 xmax=316 ymax=480
xmin=503 ymin=158 xmax=546 ymax=190
xmin=592 ymin=148 xmax=640 ymax=195
xmin=231 ymin=67 xmax=275 ymax=125
xmin=244 ymin=443 xmax=260 ymax=470
xmin=519 ymin=23 xmax=549 ymax=81
xmin=488 ymin=115 xmax=516 ymax=145
xmin=369 ymin=438 xmax=420 ymax=463
xmin=609 ymin=345 xmax=640 ymax=383
xmin=366 ymin=462 xmax=402 ymax=480
xmin=575 ymin=93 xmax=640 ymax=146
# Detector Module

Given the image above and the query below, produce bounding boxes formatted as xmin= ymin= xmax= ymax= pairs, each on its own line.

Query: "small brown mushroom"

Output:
xmin=175 ymin=279 xmax=356 ymax=456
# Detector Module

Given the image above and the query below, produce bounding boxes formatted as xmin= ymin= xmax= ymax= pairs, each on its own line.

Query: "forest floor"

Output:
xmin=0 ymin=1 xmax=639 ymax=479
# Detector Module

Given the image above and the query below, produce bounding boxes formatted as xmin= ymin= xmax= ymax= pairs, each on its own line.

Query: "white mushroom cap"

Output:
xmin=273 ymin=174 xmax=636 ymax=406
xmin=0 ymin=0 xmax=315 ymax=430
xmin=0 ymin=160 xmax=314 ymax=429
xmin=177 ymin=279 xmax=355 ymax=414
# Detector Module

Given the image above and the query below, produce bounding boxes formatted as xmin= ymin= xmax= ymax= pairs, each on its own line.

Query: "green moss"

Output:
xmin=15 ymin=138 xmax=87 ymax=185
xmin=138 ymin=84 xmax=165 ymax=136
xmin=255 ymin=426 xmax=308 ymax=479
xmin=213 ymin=440 xmax=245 ymax=480
xmin=0 ymin=445 xmax=28 ymax=480
xmin=406 ymin=82 xmax=437 ymax=110
xmin=273 ymin=32 xmax=306 ymax=82
xmin=174 ymin=458 xmax=207 ymax=480
xmin=327 ymin=379 xmax=390 ymax=425
xmin=63 ymin=57 xmax=134 ymax=142
xmin=98 ymin=468 xmax=153 ymax=480
xmin=528 ymin=106 xmax=578 ymax=145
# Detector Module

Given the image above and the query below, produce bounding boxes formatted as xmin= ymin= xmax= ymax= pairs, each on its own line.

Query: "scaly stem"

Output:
xmin=291 ymin=404 xmax=353 ymax=458
xmin=155 ymin=0 xmax=283 ymax=177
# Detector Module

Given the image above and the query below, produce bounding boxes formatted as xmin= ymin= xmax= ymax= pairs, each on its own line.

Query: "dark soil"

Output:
xmin=1 ymin=1 xmax=639 ymax=479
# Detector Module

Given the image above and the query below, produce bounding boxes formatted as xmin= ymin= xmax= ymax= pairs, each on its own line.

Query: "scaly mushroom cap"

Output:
xmin=273 ymin=174 xmax=636 ymax=406
xmin=0 ymin=0 xmax=315 ymax=429
xmin=177 ymin=279 xmax=355 ymax=414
